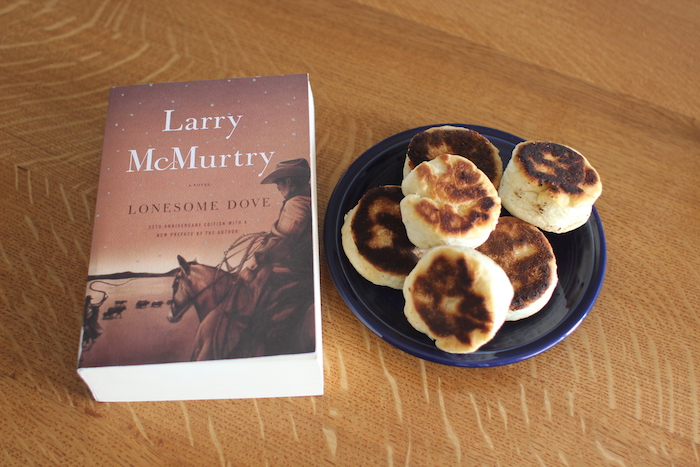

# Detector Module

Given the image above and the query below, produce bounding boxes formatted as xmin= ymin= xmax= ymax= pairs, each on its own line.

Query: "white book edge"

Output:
xmin=77 ymin=351 xmax=323 ymax=402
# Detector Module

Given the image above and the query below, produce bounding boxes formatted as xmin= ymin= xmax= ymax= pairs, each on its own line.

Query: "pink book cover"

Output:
xmin=77 ymin=75 xmax=322 ymax=401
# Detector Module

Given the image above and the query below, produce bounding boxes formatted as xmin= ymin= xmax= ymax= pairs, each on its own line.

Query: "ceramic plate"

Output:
xmin=324 ymin=124 xmax=606 ymax=367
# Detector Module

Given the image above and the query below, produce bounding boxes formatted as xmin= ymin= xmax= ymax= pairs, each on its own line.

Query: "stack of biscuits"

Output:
xmin=342 ymin=125 xmax=602 ymax=354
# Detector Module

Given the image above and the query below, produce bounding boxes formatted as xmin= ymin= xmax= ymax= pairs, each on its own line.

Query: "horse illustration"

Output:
xmin=168 ymin=230 xmax=315 ymax=362
xmin=168 ymin=255 xmax=263 ymax=361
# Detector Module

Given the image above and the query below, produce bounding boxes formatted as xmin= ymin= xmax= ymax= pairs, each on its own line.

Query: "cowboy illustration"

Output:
xmin=176 ymin=158 xmax=316 ymax=361
xmin=82 ymin=294 xmax=106 ymax=349
xmin=237 ymin=158 xmax=316 ymax=357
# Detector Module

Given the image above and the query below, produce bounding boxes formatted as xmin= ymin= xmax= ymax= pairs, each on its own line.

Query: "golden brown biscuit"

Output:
xmin=405 ymin=125 xmax=503 ymax=188
xmin=476 ymin=216 xmax=558 ymax=320
xmin=403 ymin=246 xmax=513 ymax=353
xmin=499 ymin=141 xmax=602 ymax=233
xmin=401 ymin=154 xmax=501 ymax=249
xmin=342 ymin=186 xmax=425 ymax=289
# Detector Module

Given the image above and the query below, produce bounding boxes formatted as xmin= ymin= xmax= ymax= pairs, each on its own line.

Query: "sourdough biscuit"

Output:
xmin=400 ymin=154 xmax=501 ymax=249
xmin=341 ymin=186 xmax=425 ymax=289
xmin=499 ymin=141 xmax=602 ymax=233
xmin=405 ymin=125 xmax=503 ymax=188
xmin=403 ymin=246 xmax=513 ymax=353
xmin=476 ymin=216 xmax=558 ymax=320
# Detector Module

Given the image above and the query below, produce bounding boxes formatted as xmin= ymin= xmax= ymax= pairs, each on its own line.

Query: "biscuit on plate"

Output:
xmin=404 ymin=125 xmax=503 ymax=188
xmin=403 ymin=246 xmax=513 ymax=353
xmin=400 ymin=154 xmax=501 ymax=249
xmin=476 ymin=216 xmax=558 ymax=321
xmin=342 ymin=185 xmax=425 ymax=289
xmin=499 ymin=141 xmax=602 ymax=233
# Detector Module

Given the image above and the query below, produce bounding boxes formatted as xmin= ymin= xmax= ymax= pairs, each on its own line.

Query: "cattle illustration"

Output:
xmin=102 ymin=304 xmax=126 ymax=320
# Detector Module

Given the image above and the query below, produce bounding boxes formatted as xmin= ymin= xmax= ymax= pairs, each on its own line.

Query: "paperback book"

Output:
xmin=77 ymin=74 xmax=323 ymax=402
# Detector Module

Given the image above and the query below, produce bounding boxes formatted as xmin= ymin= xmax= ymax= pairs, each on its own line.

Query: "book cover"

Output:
xmin=77 ymin=74 xmax=323 ymax=402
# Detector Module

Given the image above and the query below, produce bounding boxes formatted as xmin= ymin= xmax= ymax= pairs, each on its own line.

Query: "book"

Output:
xmin=77 ymin=74 xmax=323 ymax=402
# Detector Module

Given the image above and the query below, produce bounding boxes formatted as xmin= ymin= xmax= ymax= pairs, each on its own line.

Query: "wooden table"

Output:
xmin=2 ymin=0 xmax=699 ymax=464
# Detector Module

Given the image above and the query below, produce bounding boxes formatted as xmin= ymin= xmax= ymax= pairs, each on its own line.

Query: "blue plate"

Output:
xmin=324 ymin=124 xmax=606 ymax=367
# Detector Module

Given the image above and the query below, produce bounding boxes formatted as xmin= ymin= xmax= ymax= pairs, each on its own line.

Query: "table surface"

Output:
xmin=2 ymin=0 xmax=699 ymax=465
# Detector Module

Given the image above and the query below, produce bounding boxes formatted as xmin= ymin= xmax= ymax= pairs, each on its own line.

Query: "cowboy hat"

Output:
xmin=260 ymin=158 xmax=310 ymax=184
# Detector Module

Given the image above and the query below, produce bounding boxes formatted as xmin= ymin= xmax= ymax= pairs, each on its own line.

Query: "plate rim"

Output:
xmin=324 ymin=124 xmax=607 ymax=367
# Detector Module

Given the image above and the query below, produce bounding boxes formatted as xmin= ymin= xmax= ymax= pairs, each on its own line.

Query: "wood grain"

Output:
xmin=1 ymin=0 xmax=699 ymax=464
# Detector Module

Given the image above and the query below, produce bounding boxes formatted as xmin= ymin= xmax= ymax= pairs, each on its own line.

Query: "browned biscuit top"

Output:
xmin=406 ymin=126 xmax=501 ymax=184
xmin=515 ymin=141 xmax=599 ymax=195
xmin=411 ymin=156 xmax=497 ymax=235
xmin=476 ymin=216 xmax=556 ymax=310
xmin=411 ymin=198 xmax=497 ymax=235
xmin=351 ymin=185 xmax=423 ymax=276
xmin=409 ymin=250 xmax=495 ymax=347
